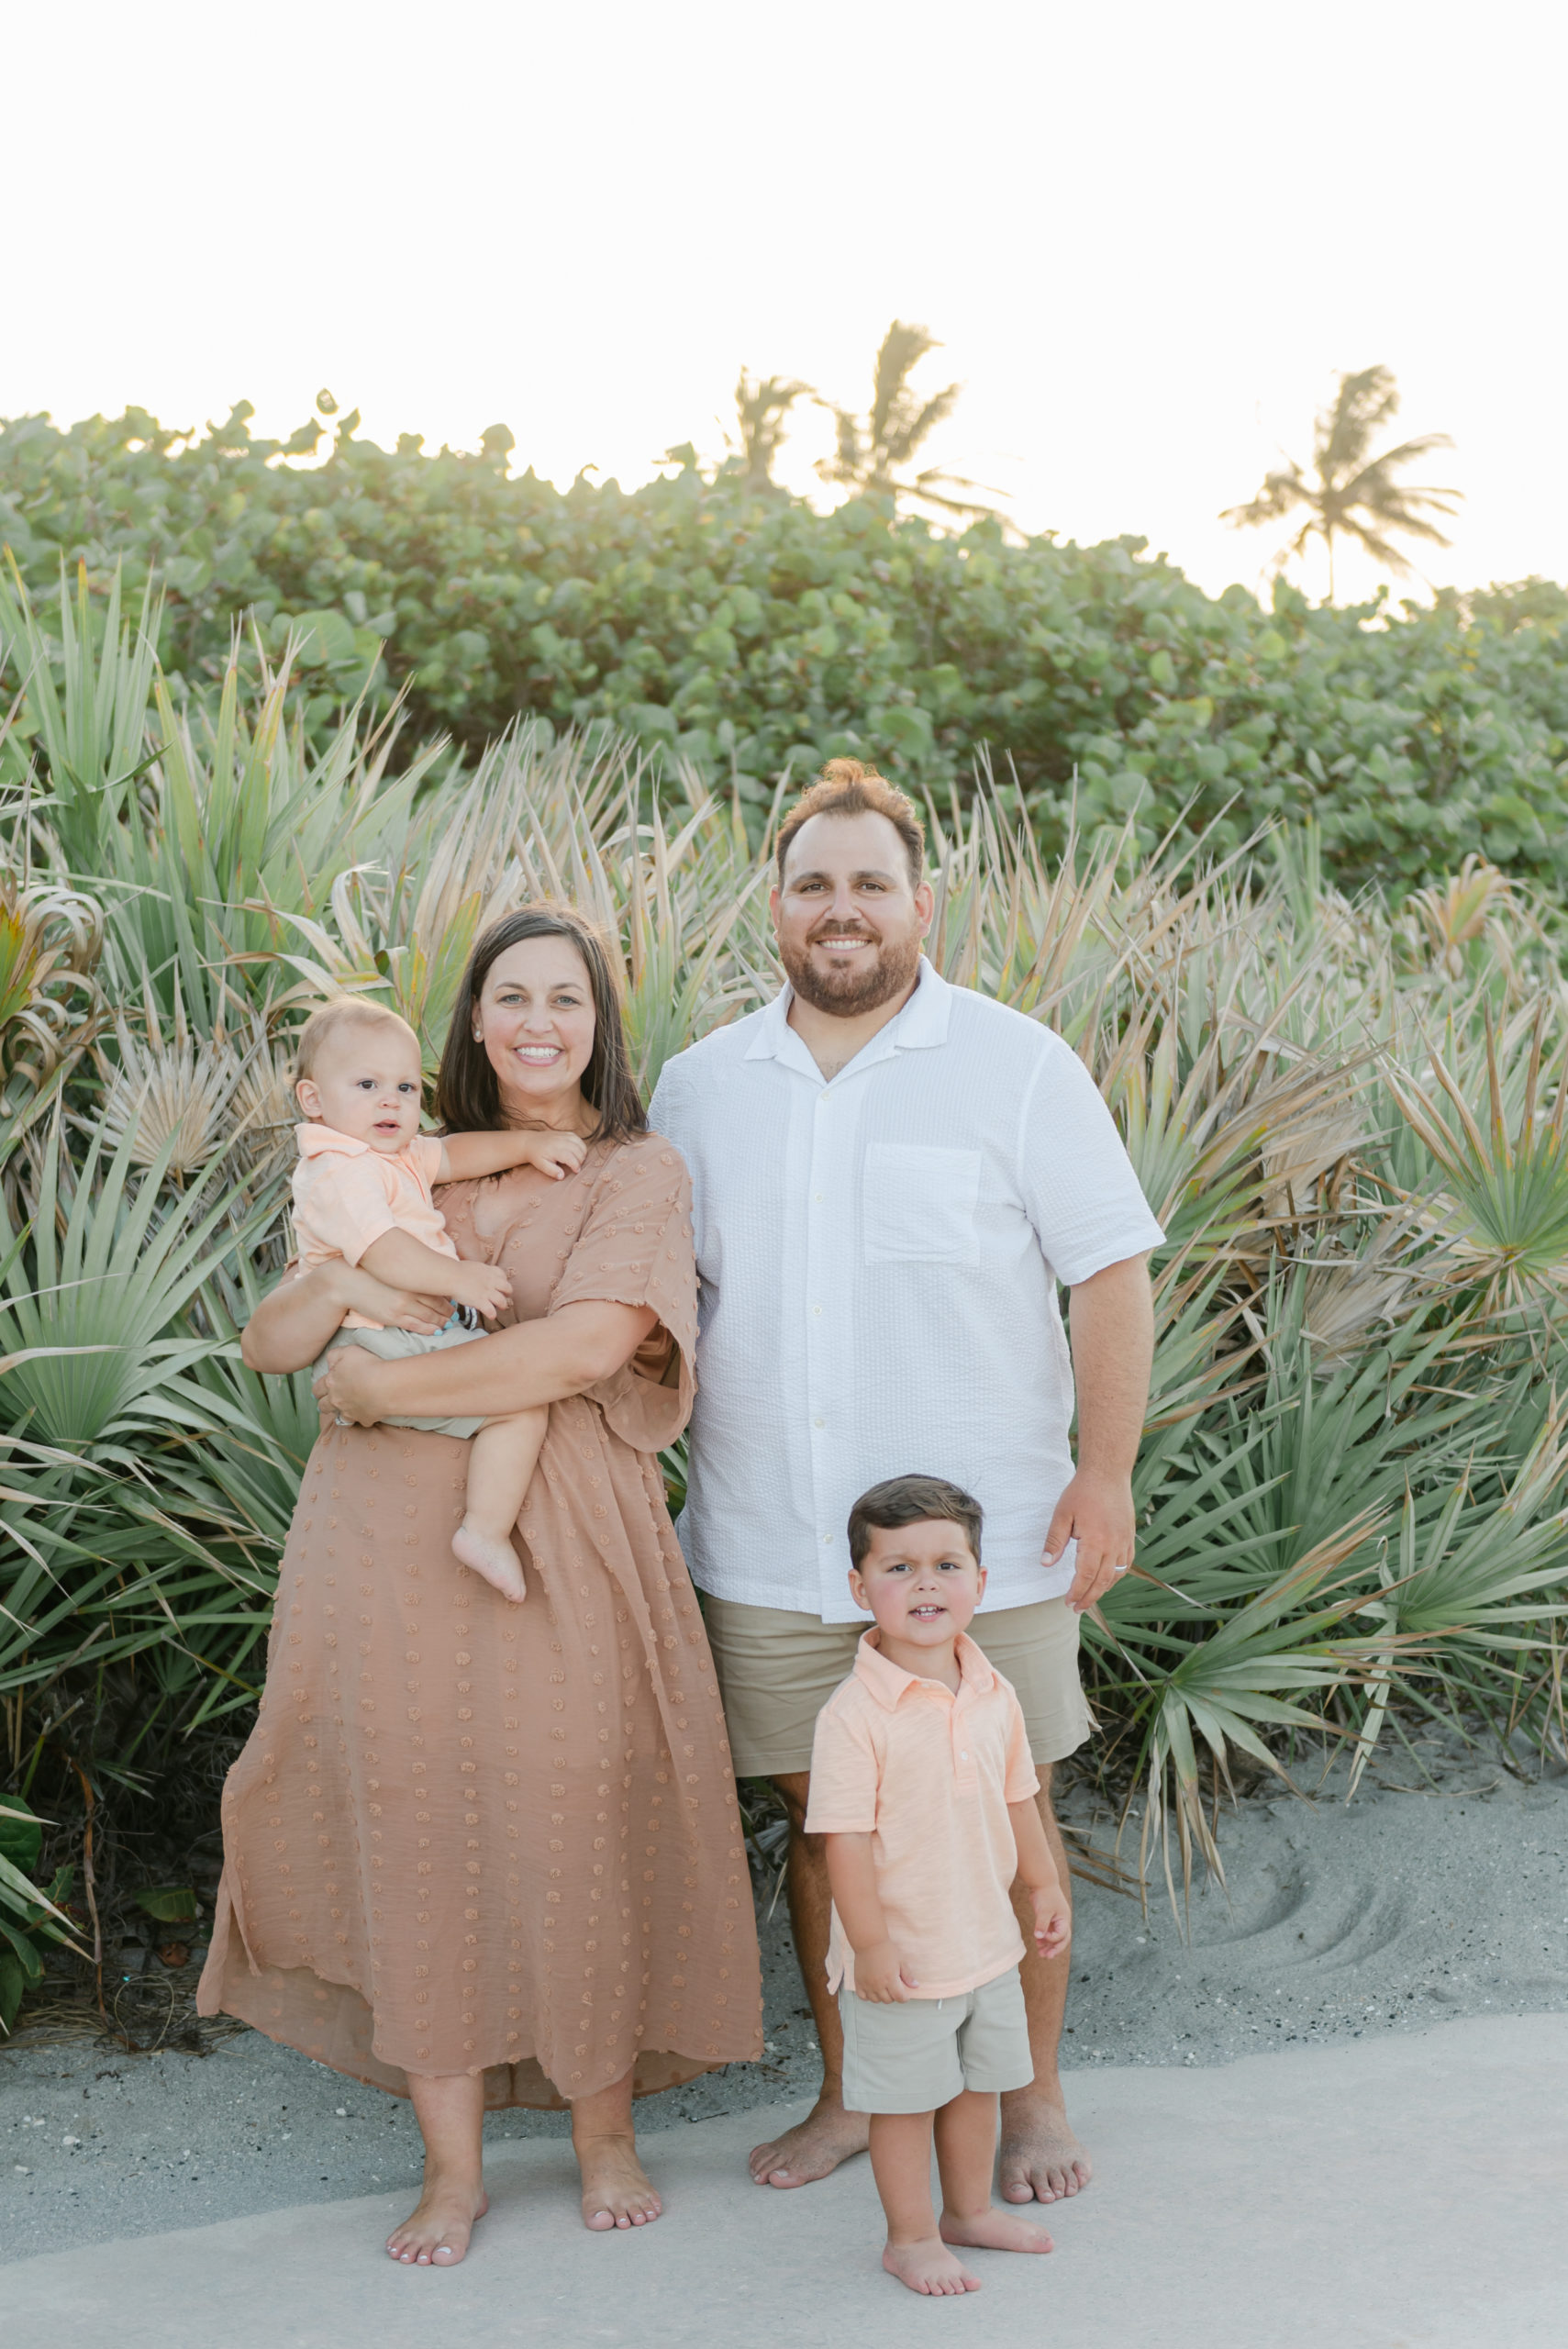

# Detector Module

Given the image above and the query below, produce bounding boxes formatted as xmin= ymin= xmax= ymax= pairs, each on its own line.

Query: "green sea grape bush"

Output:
xmin=4 ymin=405 xmax=1568 ymax=896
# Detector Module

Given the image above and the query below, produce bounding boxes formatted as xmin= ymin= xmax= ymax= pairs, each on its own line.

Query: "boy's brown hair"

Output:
xmin=847 ymin=1474 xmax=984 ymax=1567
xmin=775 ymin=758 xmax=927 ymax=894
xmin=294 ymin=998 xmax=419 ymax=1085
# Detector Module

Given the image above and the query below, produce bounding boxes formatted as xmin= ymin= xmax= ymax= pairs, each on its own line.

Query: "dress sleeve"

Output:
xmin=549 ymin=1136 xmax=698 ymax=1453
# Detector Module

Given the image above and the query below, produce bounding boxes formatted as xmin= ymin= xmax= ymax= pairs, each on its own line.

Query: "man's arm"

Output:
xmin=1042 ymin=1251 xmax=1154 ymax=1613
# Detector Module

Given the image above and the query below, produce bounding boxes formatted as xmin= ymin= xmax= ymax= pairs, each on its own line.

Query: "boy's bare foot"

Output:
xmin=940 ymin=2206 xmax=1054 ymax=2255
xmin=385 ymin=2180 xmax=488 ymax=2266
xmin=577 ymin=2132 xmax=662 ymax=2230
xmin=998 ymin=2090 xmax=1092 ymax=2203
xmin=749 ymin=2095 xmax=870 ymax=2187
xmin=883 ymin=2238 xmax=982 ymax=2295
xmin=451 ymin=1521 xmax=527 ymax=1603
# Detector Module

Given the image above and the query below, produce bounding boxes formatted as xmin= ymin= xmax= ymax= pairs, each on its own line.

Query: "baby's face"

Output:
xmin=295 ymin=1030 xmax=424 ymax=1154
xmin=848 ymin=1518 xmax=985 ymax=1652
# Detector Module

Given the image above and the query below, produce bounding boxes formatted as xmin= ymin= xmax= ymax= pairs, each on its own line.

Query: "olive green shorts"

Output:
xmin=840 ymin=1965 xmax=1033 ymax=2115
xmin=314 ymin=1322 xmax=487 ymax=1441
xmin=701 ymin=1592 xmax=1094 ymax=1777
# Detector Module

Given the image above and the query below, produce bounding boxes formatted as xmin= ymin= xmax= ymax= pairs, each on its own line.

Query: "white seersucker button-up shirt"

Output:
xmin=648 ymin=960 xmax=1165 ymax=1622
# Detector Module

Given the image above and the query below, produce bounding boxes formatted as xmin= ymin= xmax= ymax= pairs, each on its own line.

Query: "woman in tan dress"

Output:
xmin=199 ymin=906 xmax=762 ymax=2263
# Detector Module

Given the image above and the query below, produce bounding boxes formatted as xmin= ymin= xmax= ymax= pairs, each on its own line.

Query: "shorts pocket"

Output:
xmin=862 ymin=1143 xmax=982 ymax=1264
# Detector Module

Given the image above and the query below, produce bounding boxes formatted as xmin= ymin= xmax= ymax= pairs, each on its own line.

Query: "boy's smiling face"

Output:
xmin=848 ymin=1518 xmax=986 ymax=1656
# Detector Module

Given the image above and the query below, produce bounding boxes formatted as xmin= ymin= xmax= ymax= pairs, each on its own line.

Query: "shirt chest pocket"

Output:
xmin=862 ymin=1144 xmax=982 ymax=1265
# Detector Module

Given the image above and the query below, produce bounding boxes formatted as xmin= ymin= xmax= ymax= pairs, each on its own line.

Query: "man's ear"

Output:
xmin=915 ymin=876 xmax=937 ymax=937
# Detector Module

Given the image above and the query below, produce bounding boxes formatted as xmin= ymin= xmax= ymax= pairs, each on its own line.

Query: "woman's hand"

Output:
xmin=314 ymin=1345 xmax=392 ymax=1427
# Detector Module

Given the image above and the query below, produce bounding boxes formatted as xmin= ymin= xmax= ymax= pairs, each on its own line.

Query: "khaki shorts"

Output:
xmin=840 ymin=1965 xmax=1032 ymax=2115
xmin=702 ymin=1592 xmax=1093 ymax=1777
xmin=315 ymin=1322 xmax=487 ymax=1441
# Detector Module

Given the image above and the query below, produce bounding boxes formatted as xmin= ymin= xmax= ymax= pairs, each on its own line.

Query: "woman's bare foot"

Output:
xmin=884 ymin=2238 xmax=982 ymax=2295
xmin=940 ymin=2205 xmax=1054 ymax=2255
xmin=749 ymin=2095 xmax=870 ymax=2188
xmin=997 ymin=2090 xmax=1092 ymax=2203
xmin=451 ymin=1521 xmax=527 ymax=1602
xmin=577 ymin=2132 xmax=662 ymax=2230
xmin=385 ymin=2179 xmax=489 ymax=2266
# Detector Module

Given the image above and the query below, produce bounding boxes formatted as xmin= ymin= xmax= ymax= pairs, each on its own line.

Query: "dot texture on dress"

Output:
xmin=198 ymin=1136 xmax=763 ymax=2108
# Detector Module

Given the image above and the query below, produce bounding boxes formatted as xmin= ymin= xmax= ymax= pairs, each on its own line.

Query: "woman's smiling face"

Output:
xmin=473 ymin=935 xmax=598 ymax=1128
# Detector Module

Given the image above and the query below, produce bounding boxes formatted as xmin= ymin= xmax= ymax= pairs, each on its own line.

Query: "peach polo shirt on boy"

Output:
xmin=805 ymin=1629 xmax=1040 ymax=1999
xmin=291 ymin=1125 xmax=455 ymax=1330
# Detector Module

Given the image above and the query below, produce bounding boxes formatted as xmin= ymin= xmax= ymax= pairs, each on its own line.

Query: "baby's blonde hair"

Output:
xmin=294 ymin=998 xmax=420 ymax=1083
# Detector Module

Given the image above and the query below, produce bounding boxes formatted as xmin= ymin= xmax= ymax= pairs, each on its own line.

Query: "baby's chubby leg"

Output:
xmin=450 ymin=1408 xmax=547 ymax=1603
xmin=869 ymin=2110 xmax=982 ymax=2296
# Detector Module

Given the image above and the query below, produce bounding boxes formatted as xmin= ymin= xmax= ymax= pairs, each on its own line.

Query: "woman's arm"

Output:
xmin=313 ymin=1298 xmax=658 ymax=1422
xmin=240 ymin=1260 xmax=450 ymax=1375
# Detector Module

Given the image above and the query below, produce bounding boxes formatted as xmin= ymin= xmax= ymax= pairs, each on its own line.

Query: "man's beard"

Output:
xmin=780 ymin=924 xmax=924 ymax=1019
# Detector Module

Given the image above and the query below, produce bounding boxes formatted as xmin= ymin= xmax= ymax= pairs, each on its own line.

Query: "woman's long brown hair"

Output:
xmin=434 ymin=904 xmax=648 ymax=1143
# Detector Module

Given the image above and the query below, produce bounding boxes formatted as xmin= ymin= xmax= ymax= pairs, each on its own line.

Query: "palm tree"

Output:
xmin=1222 ymin=366 xmax=1462 ymax=600
xmin=817 ymin=320 xmax=999 ymax=522
xmin=728 ymin=370 xmax=814 ymax=490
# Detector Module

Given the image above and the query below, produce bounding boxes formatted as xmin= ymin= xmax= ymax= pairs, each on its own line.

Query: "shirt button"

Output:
xmin=820 ymin=1533 xmax=832 ymax=1545
xmin=812 ymin=1304 xmax=823 ymax=1316
xmin=813 ymin=1417 xmax=825 ymax=1429
xmin=961 ymin=1752 xmax=970 ymax=1761
xmin=814 ymin=1193 xmax=825 ymax=1203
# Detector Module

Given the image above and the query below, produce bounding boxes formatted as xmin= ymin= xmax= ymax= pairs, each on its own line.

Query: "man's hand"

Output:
xmin=1042 ymin=1466 xmax=1136 ymax=1614
xmin=1029 ymin=1882 xmax=1072 ymax=1962
xmin=314 ymin=1346 xmax=388 ymax=1427
xmin=851 ymin=1939 xmax=918 ymax=2004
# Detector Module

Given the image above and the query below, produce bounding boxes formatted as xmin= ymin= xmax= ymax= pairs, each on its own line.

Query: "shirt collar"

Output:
xmin=744 ymin=957 xmax=952 ymax=1074
xmin=851 ymin=1624 xmax=995 ymax=1708
xmin=296 ymin=1121 xmax=372 ymax=1159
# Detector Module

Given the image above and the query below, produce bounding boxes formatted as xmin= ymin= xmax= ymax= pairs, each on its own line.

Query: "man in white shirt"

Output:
xmin=650 ymin=761 xmax=1162 ymax=2207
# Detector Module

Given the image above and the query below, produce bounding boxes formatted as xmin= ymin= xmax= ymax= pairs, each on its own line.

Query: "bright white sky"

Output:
xmin=6 ymin=0 xmax=1562 ymax=607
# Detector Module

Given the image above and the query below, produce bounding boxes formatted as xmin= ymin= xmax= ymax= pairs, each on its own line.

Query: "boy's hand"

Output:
xmin=1029 ymin=1883 xmax=1071 ymax=1962
xmin=520 ymin=1130 xmax=587 ymax=1181
xmin=445 ymin=1260 xmax=514 ymax=1321
xmin=852 ymin=1940 xmax=918 ymax=2003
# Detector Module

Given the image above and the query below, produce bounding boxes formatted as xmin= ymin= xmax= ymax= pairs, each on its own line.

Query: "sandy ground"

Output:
xmin=5 ymin=1729 xmax=1565 ymax=2262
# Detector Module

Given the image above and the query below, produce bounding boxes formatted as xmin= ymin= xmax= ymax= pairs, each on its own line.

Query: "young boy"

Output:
xmin=291 ymin=997 xmax=585 ymax=1603
xmin=805 ymin=1474 xmax=1072 ymax=2298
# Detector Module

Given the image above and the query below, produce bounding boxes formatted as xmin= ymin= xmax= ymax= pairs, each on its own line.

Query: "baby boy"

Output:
xmin=291 ymin=997 xmax=584 ymax=1601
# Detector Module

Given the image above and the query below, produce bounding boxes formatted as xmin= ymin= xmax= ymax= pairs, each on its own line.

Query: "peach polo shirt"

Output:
xmin=291 ymin=1124 xmax=454 ymax=1330
xmin=804 ymin=1628 xmax=1040 ymax=1998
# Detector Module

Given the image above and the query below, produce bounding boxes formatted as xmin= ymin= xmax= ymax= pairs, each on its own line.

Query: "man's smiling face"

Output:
xmin=771 ymin=809 xmax=933 ymax=1019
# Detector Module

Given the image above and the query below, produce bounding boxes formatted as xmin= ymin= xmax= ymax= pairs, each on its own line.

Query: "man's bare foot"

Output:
xmin=385 ymin=2179 xmax=488 ymax=2266
xmin=998 ymin=2090 xmax=1092 ymax=2203
xmin=749 ymin=2096 xmax=870 ymax=2188
xmin=940 ymin=2205 xmax=1054 ymax=2255
xmin=883 ymin=2238 xmax=982 ymax=2296
xmin=577 ymin=2132 xmax=662 ymax=2230
xmin=451 ymin=1521 xmax=527 ymax=1602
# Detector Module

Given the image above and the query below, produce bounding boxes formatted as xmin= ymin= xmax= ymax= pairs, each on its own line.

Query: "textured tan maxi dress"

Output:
xmin=198 ymin=1134 xmax=762 ymax=2107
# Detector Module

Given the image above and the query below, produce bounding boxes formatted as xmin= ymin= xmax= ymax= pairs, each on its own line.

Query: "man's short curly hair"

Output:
xmin=775 ymin=758 xmax=926 ymax=893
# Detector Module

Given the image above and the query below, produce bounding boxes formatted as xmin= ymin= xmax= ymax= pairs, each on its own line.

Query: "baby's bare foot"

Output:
xmin=940 ymin=2205 xmax=1054 ymax=2256
xmin=385 ymin=2180 xmax=488 ymax=2266
xmin=452 ymin=1521 xmax=527 ymax=1602
xmin=883 ymin=2237 xmax=982 ymax=2295
xmin=577 ymin=2132 xmax=662 ymax=2231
